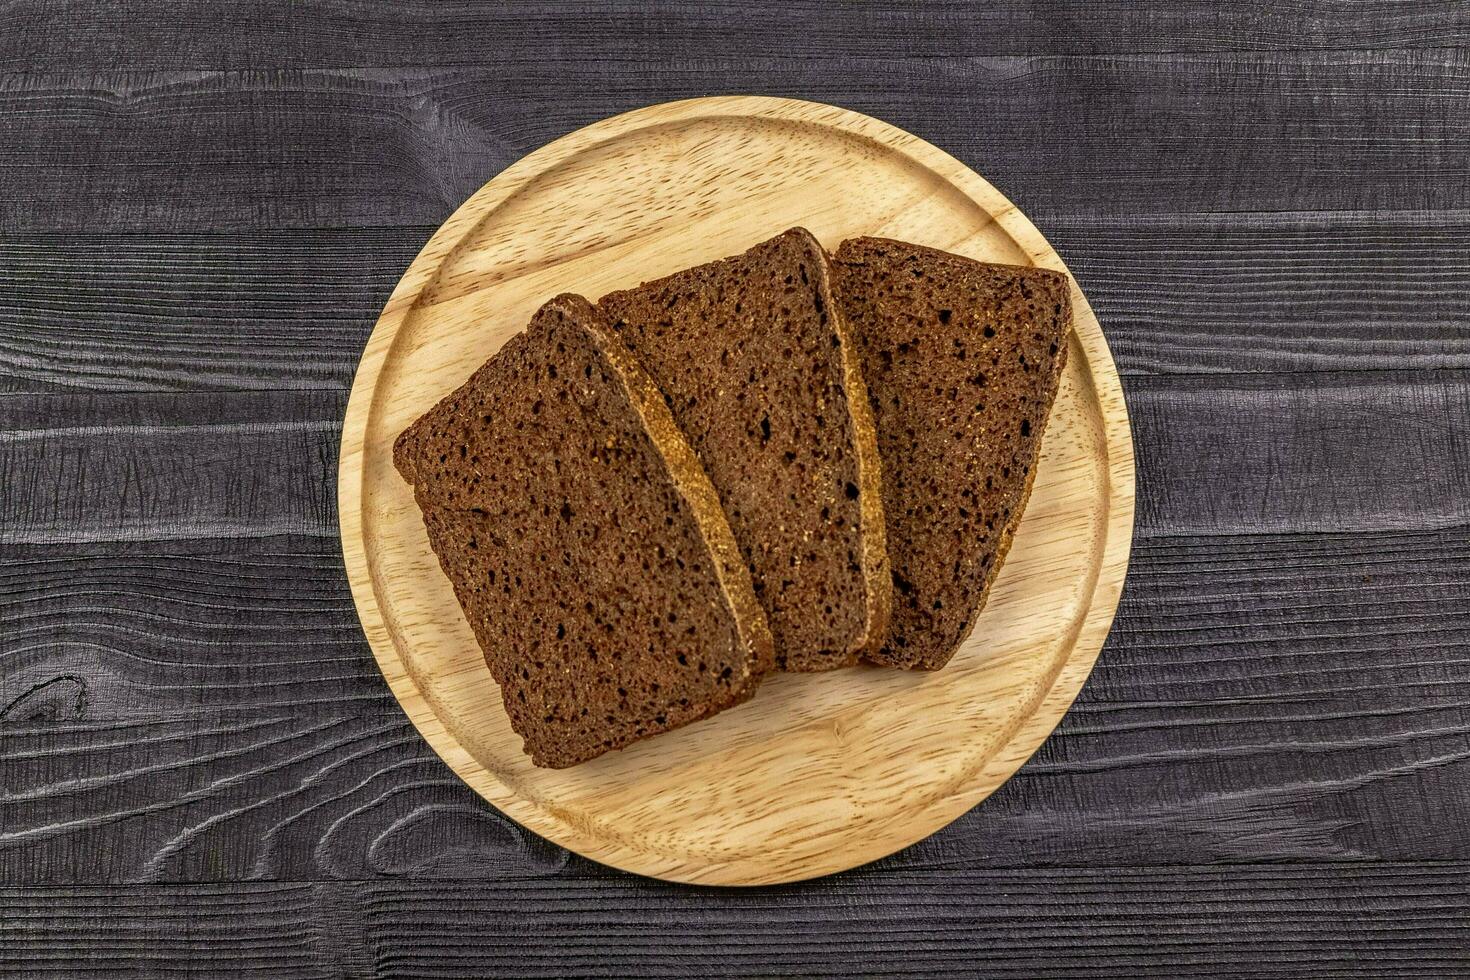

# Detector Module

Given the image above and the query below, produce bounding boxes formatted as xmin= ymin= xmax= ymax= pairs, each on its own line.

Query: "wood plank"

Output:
xmin=0 ymin=535 xmax=380 ymax=717
xmin=353 ymin=867 xmax=1470 ymax=978
xmin=7 ymin=529 xmax=1469 ymax=719
xmin=5 ymin=369 xmax=1467 ymax=544
xmin=0 ymin=230 xmax=425 ymax=394
xmin=9 ymin=687 xmax=1470 ymax=881
xmin=1126 ymin=371 xmax=1470 ymax=535
xmin=6 ymin=211 xmax=1470 ymax=393
xmin=4 ymin=868 xmax=1469 ymax=978
xmin=4 ymin=527 xmax=1469 ymax=881
xmin=0 ymin=52 xmax=1465 ymax=233
xmin=1094 ymin=529 xmax=1470 ymax=707
xmin=0 ymin=881 xmax=348 ymax=978
xmin=2 ymin=1 xmax=1466 ymax=70
xmin=0 ymin=390 xmax=345 ymax=544
xmin=1050 ymin=211 xmax=1470 ymax=376
xmin=8 ymin=526 xmax=1469 ymax=716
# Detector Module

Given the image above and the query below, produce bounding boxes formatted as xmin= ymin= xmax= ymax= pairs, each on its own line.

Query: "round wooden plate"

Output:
xmin=339 ymin=97 xmax=1134 ymax=885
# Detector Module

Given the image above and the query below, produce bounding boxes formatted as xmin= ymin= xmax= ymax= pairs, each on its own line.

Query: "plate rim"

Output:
xmin=338 ymin=95 xmax=1136 ymax=885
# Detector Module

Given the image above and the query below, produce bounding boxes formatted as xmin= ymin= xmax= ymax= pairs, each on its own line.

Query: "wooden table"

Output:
xmin=3 ymin=5 xmax=1468 ymax=976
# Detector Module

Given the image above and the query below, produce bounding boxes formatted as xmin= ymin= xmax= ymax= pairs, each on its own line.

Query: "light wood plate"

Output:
xmin=339 ymin=97 xmax=1134 ymax=885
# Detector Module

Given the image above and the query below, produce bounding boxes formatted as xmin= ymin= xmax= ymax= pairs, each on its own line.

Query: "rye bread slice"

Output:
xmin=831 ymin=237 xmax=1072 ymax=670
xmin=596 ymin=228 xmax=888 ymax=672
xmin=394 ymin=294 xmax=774 ymax=768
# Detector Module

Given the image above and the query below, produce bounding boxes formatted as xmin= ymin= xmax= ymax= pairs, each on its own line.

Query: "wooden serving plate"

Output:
xmin=339 ymin=97 xmax=1134 ymax=885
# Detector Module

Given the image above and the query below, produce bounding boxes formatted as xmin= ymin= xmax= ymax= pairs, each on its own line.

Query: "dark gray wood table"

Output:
xmin=4 ymin=4 xmax=1469 ymax=976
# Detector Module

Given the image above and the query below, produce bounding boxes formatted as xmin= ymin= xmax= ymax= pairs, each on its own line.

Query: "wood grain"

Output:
xmin=1127 ymin=371 xmax=1470 ymax=535
xmin=0 ymin=535 xmax=379 ymax=718
xmin=0 ymin=51 xmax=1466 ymax=233
xmin=8 ymin=528 xmax=1470 ymax=722
xmin=1 ymin=882 xmax=346 ymax=979
xmin=0 ymin=710 xmax=570 ymax=885
xmin=6 ymin=371 xmax=1465 ymax=547
xmin=5 ymin=866 xmax=1470 ymax=978
xmin=2 ymin=1 xmax=1467 ymax=70
xmin=5 ymin=211 xmax=1470 ymax=395
xmin=338 ymin=97 xmax=1134 ymax=884
xmin=0 ymin=231 xmax=424 ymax=394
xmin=1048 ymin=211 xmax=1470 ymax=376
xmin=343 ymin=867 xmax=1470 ymax=978
xmin=0 ymin=390 xmax=344 ymax=544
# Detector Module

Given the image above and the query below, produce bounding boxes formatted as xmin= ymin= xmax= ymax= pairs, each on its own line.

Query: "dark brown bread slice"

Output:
xmin=831 ymin=237 xmax=1072 ymax=670
xmin=394 ymin=294 xmax=774 ymax=768
xmin=596 ymin=228 xmax=888 ymax=672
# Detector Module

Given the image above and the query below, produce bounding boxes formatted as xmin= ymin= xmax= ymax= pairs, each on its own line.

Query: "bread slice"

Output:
xmin=596 ymin=228 xmax=888 ymax=672
xmin=831 ymin=238 xmax=1072 ymax=670
xmin=394 ymin=294 xmax=774 ymax=768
